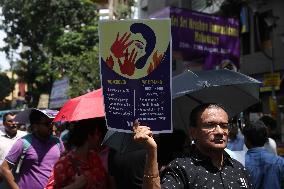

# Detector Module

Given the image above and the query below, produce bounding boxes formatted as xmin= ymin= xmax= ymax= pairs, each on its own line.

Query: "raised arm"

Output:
xmin=133 ymin=121 xmax=161 ymax=189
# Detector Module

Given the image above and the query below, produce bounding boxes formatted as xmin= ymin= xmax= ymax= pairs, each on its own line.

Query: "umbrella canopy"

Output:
xmin=14 ymin=108 xmax=58 ymax=124
xmin=53 ymin=88 xmax=105 ymax=122
xmin=172 ymin=69 xmax=261 ymax=132
xmin=102 ymin=130 xmax=143 ymax=153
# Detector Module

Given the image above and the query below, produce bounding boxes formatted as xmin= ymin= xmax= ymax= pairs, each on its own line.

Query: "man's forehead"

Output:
xmin=204 ymin=105 xmax=226 ymax=113
xmin=5 ymin=114 xmax=16 ymax=120
xmin=199 ymin=107 xmax=228 ymax=120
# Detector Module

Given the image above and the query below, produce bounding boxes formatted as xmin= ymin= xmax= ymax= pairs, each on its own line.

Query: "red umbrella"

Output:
xmin=53 ymin=88 xmax=105 ymax=122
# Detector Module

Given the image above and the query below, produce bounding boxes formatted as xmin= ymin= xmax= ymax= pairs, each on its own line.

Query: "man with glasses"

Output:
xmin=0 ymin=112 xmax=27 ymax=164
xmin=134 ymin=103 xmax=252 ymax=188
xmin=0 ymin=109 xmax=64 ymax=189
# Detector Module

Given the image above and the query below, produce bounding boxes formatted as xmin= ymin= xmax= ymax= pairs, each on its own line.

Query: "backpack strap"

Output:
xmin=15 ymin=135 xmax=63 ymax=174
xmin=15 ymin=134 xmax=33 ymax=174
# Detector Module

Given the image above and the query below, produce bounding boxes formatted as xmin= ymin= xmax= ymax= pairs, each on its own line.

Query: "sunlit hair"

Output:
xmin=189 ymin=103 xmax=228 ymax=128
xmin=3 ymin=112 xmax=15 ymax=122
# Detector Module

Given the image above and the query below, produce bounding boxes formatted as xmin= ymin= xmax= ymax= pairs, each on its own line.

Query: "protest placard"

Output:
xmin=99 ymin=19 xmax=172 ymax=133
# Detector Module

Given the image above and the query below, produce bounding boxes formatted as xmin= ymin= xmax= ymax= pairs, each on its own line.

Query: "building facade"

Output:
xmin=138 ymin=0 xmax=284 ymax=141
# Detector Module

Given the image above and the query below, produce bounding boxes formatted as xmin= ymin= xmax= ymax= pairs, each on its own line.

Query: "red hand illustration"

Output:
xmin=106 ymin=55 xmax=114 ymax=69
xmin=119 ymin=48 xmax=137 ymax=76
xmin=111 ymin=32 xmax=134 ymax=58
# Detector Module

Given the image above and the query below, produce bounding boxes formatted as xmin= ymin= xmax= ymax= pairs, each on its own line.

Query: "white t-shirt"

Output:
xmin=0 ymin=130 xmax=27 ymax=164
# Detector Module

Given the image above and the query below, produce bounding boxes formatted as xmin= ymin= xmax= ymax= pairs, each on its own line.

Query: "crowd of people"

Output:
xmin=0 ymin=104 xmax=283 ymax=189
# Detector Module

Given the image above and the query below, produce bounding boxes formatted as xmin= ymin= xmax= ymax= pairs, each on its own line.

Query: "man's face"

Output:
xmin=33 ymin=117 xmax=53 ymax=139
xmin=191 ymin=106 xmax=229 ymax=151
xmin=3 ymin=114 xmax=18 ymax=135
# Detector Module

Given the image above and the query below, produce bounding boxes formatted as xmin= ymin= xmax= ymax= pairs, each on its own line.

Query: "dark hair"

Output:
xmin=189 ymin=103 xmax=227 ymax=128
xmin=67 ymin=117 xmax=106 ymax=147
xmin=29 ymin=109 xmax=48 ymax=125
xmin=259 ymin=115 xmax=277 ymax=130
xmin=243 ymin=120 xmax=267 ymax=147
xmin=3 ymin=112 xmax=15 ymax=122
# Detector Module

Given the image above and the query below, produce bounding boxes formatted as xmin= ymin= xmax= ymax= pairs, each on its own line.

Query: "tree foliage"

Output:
xmin=115 ymin=0 xmax=135 ymax=19
xmin=0 ymin=0 xmax=101 ymax=106
xmin=53 ymin=47 xmax=101 ymax=97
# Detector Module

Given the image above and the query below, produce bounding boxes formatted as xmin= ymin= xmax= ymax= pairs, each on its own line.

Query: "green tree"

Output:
xmin=0 ymin=0 xmax=101 ymax=106
xmin=53 ymin=47 xmax=101 ymax=97
xmin=115 ymin=0 xmax=135 ymax=19
xmin=51 ymin=17 xmax=101 ymax=97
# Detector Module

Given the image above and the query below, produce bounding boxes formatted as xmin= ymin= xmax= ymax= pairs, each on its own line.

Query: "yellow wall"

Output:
xmin=4 ymin=71 xmax=27 ymax=101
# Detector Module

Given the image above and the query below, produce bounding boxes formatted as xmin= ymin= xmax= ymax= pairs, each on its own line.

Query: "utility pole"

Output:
xmin=109 ymin=0 xmax=114 ymax=19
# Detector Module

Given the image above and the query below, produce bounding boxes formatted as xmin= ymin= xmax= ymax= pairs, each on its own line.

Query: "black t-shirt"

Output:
xmin=161 ymin=146 xmax=253 ymax=189
xmin=108 ymin=148 xmax=146 ymax=189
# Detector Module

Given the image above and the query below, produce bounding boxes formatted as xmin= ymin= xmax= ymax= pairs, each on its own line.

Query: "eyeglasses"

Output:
xmin=201 ymin=122 xmax=231 ymax=131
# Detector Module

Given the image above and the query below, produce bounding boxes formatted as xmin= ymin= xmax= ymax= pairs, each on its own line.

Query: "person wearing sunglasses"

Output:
xmin=0 ymin=109 xmax=64 ymax=189
xmin=134 ymin=103 xmax=253 ymax=189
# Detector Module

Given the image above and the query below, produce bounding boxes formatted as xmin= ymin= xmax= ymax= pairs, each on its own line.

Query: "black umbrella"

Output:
xmin=172 ymin=69 xmax=261 ymax=132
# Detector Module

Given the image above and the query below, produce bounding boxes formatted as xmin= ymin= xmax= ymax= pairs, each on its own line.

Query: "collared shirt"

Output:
xmin=0 ymin=130 xmax=27 ymax=164
xmin=161 ymin=145 xmax=253 ymax=189
xmin=245 ymin=147 xmax=284 ymax=189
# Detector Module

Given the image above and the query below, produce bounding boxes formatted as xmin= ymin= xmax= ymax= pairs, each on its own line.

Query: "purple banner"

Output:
xmin=151 ymin=7 xmax=240 ymax=70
